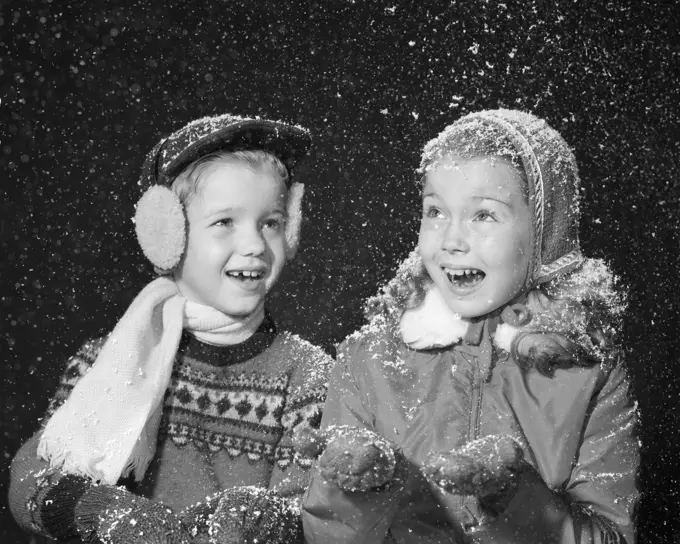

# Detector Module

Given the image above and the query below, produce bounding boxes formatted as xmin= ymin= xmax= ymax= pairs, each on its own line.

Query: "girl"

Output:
xmin=299 ymin=109 xmax=639 ymax=543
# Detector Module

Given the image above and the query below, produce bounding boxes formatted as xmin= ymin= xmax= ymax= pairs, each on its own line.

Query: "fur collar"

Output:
xmin=398 ymin=285 xmax=520 ymax=351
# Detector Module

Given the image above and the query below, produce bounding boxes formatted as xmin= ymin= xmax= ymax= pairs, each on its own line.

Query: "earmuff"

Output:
xmin=133 ymin=181 xmax=305 ymax=272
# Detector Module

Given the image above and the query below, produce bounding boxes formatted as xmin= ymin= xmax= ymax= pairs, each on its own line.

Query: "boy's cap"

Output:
xmin=139 ymin=114 xmax=312 ymax=189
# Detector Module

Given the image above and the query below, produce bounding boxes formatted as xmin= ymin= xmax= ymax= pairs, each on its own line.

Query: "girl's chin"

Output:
xmin=440 ymin=293 xmax=497 ymax=320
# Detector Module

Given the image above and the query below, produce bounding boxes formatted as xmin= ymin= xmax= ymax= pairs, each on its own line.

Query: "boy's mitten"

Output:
xmin=207 ymin=486 xmax=301 ymax=544
xmin=423 ymin=435 xmax=525 ymax=502
xmin=179 ymin=492 xmax=222 ymax=542
xmin=293 ymin=425 xmax=407 ymax=492
xmin=74 ymin=483 xmax=192 ymax=544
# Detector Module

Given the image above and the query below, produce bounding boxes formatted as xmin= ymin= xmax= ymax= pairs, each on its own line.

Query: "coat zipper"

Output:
xmin=458 ymin=353 xmax=486 ymax=533
xmin=468 ymin=355 xmax=484 ymax=441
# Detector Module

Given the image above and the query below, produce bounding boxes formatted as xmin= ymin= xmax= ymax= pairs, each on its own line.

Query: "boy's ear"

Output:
xmin=133 ymin=185 xmax=187 ymax=271
xmin=284 ymin=182 xmax=304 ymax=259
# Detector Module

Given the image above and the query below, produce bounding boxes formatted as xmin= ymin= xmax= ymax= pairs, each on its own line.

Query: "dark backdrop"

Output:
xmin=2 ymin=0 xmax=679 ymax=541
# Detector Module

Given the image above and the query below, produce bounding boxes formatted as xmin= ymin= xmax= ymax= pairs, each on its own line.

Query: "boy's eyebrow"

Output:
xmin=204 ymin=205 xmax=287 ymax=218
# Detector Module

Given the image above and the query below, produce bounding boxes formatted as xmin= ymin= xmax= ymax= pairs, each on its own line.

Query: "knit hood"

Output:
xmin=364 ymin=110 xmax=625 ymax=356
xmin=420 ymin=108 xmax=583 ymax=288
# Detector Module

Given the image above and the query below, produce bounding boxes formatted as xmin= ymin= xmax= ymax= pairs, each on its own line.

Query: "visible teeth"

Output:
xmin=228 ymin=270 xmax=263 ymax=278
xmin=444 ymin=268 xmax=483 ymax=279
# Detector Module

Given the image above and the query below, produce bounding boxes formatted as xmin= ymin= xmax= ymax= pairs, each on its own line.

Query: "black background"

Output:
xmin=2 ymin=0 xmax=679 ymax=541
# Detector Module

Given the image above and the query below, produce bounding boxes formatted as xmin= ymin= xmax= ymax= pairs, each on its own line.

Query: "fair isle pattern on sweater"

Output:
xmin=11 ymin=321 xmax=331 ymax=541
xmin=45 ymin=332 xmax=327 ymax=471
xmin=163 ymin=366 xmax=288 ymax=460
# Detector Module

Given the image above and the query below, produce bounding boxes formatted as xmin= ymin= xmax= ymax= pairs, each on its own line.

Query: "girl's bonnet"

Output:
xmin=37 ymin=115 xmax=312 ymax=485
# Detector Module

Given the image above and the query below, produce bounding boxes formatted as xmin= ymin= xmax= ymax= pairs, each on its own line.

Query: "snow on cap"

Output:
xmin=138 ymin=114 xmax=312 ymax=190
xmin=421 ymin=108 xmax=584 ymax=288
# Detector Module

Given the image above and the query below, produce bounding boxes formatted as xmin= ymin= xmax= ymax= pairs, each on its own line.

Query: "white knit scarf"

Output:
xmin=37 ymin=276 xmax=264 ymax=485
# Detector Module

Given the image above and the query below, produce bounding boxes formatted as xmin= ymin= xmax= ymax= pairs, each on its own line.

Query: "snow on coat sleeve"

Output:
xmin=472 ymin=360 xmax=639 ymax=544
xmin=8 ymin=338 xmax=105 ymax=539
xmin=301 ymin=335 xmax=405 ymax=544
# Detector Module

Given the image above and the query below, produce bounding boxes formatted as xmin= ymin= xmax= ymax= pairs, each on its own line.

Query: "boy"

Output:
xmin=9 ymin=114 xmax=332 ymax=543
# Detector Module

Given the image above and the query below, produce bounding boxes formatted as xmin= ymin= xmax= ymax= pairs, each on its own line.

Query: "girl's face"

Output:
xmin=173 ymin=162 xmax=288 ymax=317
xmin=418 ymin=157 xmax=532 ymax=319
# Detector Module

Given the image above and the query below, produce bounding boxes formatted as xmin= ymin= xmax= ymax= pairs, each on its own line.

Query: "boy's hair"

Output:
xmin=367 ymin=122 xmax=624 ymax=375
xmin=171 ymin=149 xmax=290 ymax=205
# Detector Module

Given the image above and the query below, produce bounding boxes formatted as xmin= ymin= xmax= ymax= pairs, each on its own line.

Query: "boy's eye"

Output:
xmin=263 ymin=218 xmax=284 ymax=230
xmin=423 ymin=206 xmax=444 ymax=219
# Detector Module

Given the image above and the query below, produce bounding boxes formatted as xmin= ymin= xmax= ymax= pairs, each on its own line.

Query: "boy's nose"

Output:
xmin=441 ymin=222 xmax=470 ymax=253
xmin=238 ymin=227 xmax=266 ymax=256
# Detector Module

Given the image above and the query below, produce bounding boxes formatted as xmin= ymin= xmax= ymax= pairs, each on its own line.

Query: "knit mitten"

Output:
xmin=293 ymin=425 xmax=407 ymax=492
xmin=206 ymin=486 xmax=301 ymax=544
xmin=75 ymin=484 xmax=192 ymax=544
xmin=179 ymin=492 xmax=221 ymax=542
xmin=423 ymin=434 xmax=525 ymax=510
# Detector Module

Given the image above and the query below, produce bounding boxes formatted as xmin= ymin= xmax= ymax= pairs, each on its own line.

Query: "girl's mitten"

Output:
xmin=294 ymin=425 xmax=407 ymax=492
xmin=423 ymin=435 xmax=525 ymax=500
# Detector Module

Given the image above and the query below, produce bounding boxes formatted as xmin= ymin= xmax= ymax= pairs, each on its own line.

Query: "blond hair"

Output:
xmin=170 ymin=149 xmax=289 ymax=205
xmin=365 ymin=254 xmax=624 ymax=375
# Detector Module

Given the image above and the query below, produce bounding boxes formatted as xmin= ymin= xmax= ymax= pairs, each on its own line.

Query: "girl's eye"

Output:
xmin=423 ymin=206 xmax=444 ymax=219
xmin=214 ymin=218 xmax=233 ymax=227
xmin=474 ymin=210 xmax=497 ymax=222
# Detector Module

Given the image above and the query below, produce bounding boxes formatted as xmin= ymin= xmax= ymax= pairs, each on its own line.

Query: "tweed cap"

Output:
xmin=138 ymin=114 xmax=312 ymax=190
xmin=421 ymin=108 xmax=583 ymax=287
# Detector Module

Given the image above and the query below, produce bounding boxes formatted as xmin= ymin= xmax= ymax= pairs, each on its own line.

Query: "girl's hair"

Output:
xmin=170 ymin=148 xmax=289 ymax=205
xmin=510 ymin=262 xmax=625 ymax=374
xmin=419 ymin=120 xmax=524 ymax=174
xmin=366 ymin=124 xmax=625 ymax=375
xmin=365 ymin=254 xmax=625 ymax=376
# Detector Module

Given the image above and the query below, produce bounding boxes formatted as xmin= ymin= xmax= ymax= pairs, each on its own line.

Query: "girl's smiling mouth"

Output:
xmin=443 ymin=267 xmax=486 ymax=294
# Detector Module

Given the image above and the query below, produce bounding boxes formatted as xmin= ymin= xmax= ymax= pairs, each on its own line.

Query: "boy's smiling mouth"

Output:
xmin=225 ymin=268 xmax=267 ymax=290
xmin=443 ymin=267 xmax=486 ymax=293
xmin=226 ymin=270 xmax=265 ymax=280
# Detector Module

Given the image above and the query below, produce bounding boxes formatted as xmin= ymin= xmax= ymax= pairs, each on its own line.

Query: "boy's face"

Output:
xmin=418 ymin=157 xmax=532 ymax=319
xmin=174 ymin=162 xmax=288 ymax=317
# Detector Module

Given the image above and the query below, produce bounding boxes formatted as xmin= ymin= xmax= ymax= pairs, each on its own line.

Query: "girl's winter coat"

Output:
xmin=301 ymin=309 xmax=638 ymax=543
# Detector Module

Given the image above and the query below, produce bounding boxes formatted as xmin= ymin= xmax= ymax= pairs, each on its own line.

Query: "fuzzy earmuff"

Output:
xmin=134 ymin=181 xmax=304 ymax=272
xmin=133 ymin=185 xmax=186 ymax=271
xmin=284 ymin=182 xmax=304 ymax=259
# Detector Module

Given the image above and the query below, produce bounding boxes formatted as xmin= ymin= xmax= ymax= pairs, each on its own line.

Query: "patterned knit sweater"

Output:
xmin=9 ymin=314 xmax=332 ymax=541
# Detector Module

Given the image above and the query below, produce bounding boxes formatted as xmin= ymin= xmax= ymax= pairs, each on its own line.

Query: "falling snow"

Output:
xmin=1 ymin=1 xmax=679 ymax=542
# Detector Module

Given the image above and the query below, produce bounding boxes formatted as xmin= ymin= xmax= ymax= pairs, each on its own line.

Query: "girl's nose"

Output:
xmin=441 ymin=221 xmax=470 ymax=253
